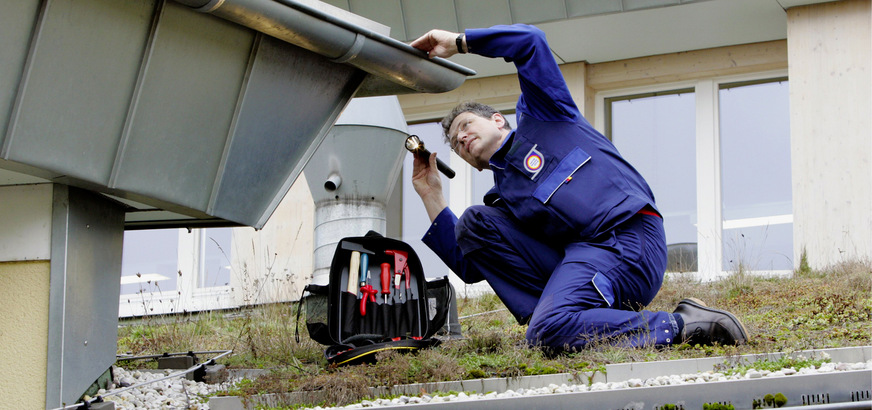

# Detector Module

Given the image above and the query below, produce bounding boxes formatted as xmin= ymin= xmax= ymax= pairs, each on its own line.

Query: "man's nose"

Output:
xmin=458 ymin=132 xmax=469 ymax=145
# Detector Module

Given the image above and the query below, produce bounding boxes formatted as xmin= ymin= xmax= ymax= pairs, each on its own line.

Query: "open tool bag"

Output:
xmin=297 ymin=231 xmax=453 ymax=366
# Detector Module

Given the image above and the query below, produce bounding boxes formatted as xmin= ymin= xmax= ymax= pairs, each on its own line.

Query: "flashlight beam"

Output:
xmin=405 ymin=135 xmax=455 ymax=179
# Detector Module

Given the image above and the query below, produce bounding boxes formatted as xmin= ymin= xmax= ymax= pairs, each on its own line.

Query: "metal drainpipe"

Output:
xmin=311 ymin=199 xmax=385 ymax=285
xmin=303 ymin=96 xmax=407 ymax=285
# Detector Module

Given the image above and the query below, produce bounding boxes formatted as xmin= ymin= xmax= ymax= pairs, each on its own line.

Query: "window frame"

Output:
xmin=119 ymin=228 xmax=234 ymax=317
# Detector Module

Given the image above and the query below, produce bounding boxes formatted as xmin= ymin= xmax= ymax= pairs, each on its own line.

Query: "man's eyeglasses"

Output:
xmin=449 ymin=118 xmax=470 ymax=153
xmin=449 ymin=136 xmax=461 ymax=153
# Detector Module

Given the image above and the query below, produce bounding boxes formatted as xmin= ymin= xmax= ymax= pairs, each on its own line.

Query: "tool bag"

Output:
xmin=296 ymin=231 xmax=453 ymax=366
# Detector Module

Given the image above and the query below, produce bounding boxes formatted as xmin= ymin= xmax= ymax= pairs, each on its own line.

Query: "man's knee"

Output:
xmin=525 ymin=309 xmax=572 ymax=350
xmin=524 ymin=303 xmax=610 ymax=351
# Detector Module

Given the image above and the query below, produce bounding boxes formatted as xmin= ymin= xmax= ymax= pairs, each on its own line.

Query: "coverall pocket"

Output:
xmin=552 ymin=269 xmax=615 ymax=310
xmin=591 ymin=273 xmax=615 ymax=307
xmin=532 ymin=147 xmax=591 ymax=204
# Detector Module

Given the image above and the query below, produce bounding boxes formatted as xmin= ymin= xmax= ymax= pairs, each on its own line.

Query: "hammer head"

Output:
xmin=340 ymin=241 xmax=375 ymax=255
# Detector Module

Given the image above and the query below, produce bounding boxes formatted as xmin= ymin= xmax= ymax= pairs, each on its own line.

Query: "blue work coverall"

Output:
xmin=422 ymin=24 xmax=678 ymax=350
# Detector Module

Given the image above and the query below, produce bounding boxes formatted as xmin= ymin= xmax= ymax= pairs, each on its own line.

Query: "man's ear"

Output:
xmin=492 ymin=112 xmax=505 ymax=128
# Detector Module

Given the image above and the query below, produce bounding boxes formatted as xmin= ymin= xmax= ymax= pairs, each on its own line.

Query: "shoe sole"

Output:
xmin=679 ymin=298 xmax=749 ymax=344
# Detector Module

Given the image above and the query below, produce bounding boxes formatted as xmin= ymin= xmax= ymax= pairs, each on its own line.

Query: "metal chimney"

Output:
xmin=305 ymin=96 xmax=408 ymax=284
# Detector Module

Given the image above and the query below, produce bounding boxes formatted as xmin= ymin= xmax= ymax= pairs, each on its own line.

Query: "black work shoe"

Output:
xmin=673 ymin=298 xmax=748 ymax=346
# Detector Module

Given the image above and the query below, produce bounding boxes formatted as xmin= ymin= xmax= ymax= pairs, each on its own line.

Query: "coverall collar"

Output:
xmin=489 ymin=129 xmax=516 ymax=170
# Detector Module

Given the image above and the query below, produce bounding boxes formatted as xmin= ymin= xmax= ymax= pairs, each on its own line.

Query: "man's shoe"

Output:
xmin=673 ymin=298 xmax=748 ymax=346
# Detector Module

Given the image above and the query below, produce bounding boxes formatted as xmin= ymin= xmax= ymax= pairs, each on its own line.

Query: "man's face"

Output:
xmin=448 ymin=112 xmax=507 ymax=171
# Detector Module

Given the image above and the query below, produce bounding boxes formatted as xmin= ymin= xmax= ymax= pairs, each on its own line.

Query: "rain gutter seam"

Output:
xmin=331 ymin=32 xmax=365 ymax=64
xmin=268 ymin=0 xmax=475 ymax=75
xmin=2 ymin=0 xmax=50 ymax=160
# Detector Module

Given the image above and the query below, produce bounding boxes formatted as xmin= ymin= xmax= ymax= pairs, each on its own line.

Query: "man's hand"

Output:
xmin=412 ymin=151 xmax=449 ymax=222
xmin=410 ymin=29 xmax=462 ymax=59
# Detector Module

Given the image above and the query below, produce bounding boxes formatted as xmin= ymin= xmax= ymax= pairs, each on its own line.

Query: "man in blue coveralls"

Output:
xmin=409 ymin=24 xmax=748 ymax=352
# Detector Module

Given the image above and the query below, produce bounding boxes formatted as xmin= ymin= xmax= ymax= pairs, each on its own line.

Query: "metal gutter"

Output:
xmin=173 ymin=0 xmax=475 ymax=96
xmin=411 ymin=370 xmax=872 ymax=410
xmin=208 ymin=346 xmax=872 ymax=409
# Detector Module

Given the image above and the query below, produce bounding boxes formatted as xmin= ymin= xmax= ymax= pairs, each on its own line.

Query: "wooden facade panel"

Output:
xmin=586 ymin=40 xmax=788 ymax=91
xmin=787 ymin=0 xmax=872 ymax=268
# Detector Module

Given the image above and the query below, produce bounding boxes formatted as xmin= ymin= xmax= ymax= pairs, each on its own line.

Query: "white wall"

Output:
xmin=231 ymin=173 xmax=315 ymax=306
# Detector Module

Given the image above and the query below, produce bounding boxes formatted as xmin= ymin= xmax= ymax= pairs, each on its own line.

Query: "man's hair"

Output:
xmin=440 ymin=101 xmax=512 ymax=144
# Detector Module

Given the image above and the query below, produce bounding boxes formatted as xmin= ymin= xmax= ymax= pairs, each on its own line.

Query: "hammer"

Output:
xmin=341 ymin=242 xmax=374 ymax=295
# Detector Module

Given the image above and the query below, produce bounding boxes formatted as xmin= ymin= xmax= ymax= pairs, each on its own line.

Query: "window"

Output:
xmin=120 ymin=227 xmax=234 ymax=316
xmin=401 ymin=122 xmax=452 ymax=279
xmin=601 ymin=72 xmax=792 ymax=277
xmin=120 ymin=228 xmax=180 ymax=297
xmin=609 ymin=91 xmax=697 ymax=254
xmin=199 ymin=227 xmax=233 ymax=288
xmin=719 ymin=79 xmax=792 ymax=271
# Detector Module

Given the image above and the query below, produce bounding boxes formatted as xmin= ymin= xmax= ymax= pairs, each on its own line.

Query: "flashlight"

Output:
xmin=405 ymin=135 xmax=455 ymax=179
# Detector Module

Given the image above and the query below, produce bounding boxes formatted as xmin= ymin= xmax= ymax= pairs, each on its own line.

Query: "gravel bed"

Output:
xmin=93 ymin=359 xmax=870 ymax=409
xmin=317 ymin=360 xmax=872 ymax=409
xmin=92 ymin=367 xmax=239 ymax=409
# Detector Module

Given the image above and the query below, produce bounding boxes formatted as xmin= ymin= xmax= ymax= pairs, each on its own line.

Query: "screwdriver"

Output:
xmin=358 ymin=253 xmax=376 ymax=316
xmin=380 ymin=262 xmax=391 ymax=303
xmin=359 ymin=253 xmax=369 ymax=288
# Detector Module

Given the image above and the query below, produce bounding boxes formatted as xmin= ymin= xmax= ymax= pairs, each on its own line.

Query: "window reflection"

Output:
xmin=120 ymin=228 xmax=180 ymax=295
xmin=610 ymin=92 xmax=698 ymax=271
xmin=201 ymin=227 xmax=232 ymax=288
xmin=121 ymin=227 xmax=233 ymax=298
xmin=719 ymin=80 xmax=792 ymax=271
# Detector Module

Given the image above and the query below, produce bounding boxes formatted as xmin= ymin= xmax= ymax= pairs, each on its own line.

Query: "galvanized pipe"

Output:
xmin=172 ymin=0 xmax=475 ymax=95
xmin=311 ymin=200 xmax=386 ymax=285
xmin=324 ymin=173 xmax=341 ymax=191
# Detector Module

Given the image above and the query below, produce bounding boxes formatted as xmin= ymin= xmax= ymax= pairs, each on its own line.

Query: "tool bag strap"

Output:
xmin=294 ymin=285 xmax=308 ymax=343
xmin=326 ymin=337 xmax=441 ymax=366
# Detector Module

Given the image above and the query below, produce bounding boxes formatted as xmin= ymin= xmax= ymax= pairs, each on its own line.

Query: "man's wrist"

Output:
xmin=420 ymin=192 xmax=448 ymax=222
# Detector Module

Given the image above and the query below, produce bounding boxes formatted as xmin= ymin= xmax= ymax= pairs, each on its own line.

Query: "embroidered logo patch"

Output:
xmin=524 ymin=145 xmax=544 ymax=179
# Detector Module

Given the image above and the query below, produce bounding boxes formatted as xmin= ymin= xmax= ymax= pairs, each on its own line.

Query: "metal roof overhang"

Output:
xmin=0 ymin=0 xmax=473 ymax=230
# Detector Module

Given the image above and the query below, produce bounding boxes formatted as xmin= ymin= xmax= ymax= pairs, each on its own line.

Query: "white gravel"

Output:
xmin=94 ymin=358 xmax=871 ymax=409
xmin=93 ymin=367 xmax=238 ymax=410
xmin=315 ymin=359 xmax=872 ymax=409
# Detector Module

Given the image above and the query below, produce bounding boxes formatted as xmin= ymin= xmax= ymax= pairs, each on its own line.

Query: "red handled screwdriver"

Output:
xmin=380 ymin=262 xmax=391 ymax=303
